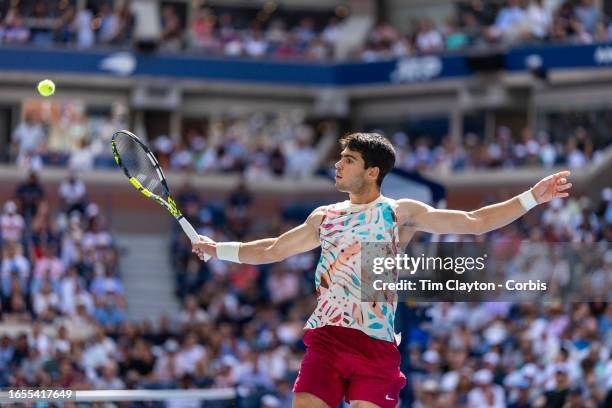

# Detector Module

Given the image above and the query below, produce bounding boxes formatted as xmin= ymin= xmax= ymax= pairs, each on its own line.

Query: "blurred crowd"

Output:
xmin=151 ymin=112 xmax=320 ymax=180
xmin=0 ymin=0 xmax=133 ymax=48
xmin=0 ymin=163 xmax=610 ymax=407
xmin=163 ymin=177 xmax=611 ymax=407
xmin=361 ymin=0 xmax=612 ymax=60
xmin=2 ymin=0 xmax=612 ymax=61
xmin=9 ymin=107 xmax=322 ymax=179
xmin=391 ymin=124 xmax=607 ymax=174
xmin=0 ymin=170 xmax=129 ymax=388
xmin=0 ymin=0 xmax=340 ymax=60
xmin=9 ymin=102 xmax=612 ymax=178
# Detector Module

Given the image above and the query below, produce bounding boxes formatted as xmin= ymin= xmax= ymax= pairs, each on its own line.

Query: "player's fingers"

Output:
xmin=556 ymin=192 xmax=569 ymax=198
xmin=557 ymin=183 xmax=572 ymax=191
xmin=556 ymin=170 xmax=571 ymax=178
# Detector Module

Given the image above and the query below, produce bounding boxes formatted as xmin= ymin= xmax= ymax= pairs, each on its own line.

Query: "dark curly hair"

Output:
xmin=339 ymin=132 xmax=396 ymax=187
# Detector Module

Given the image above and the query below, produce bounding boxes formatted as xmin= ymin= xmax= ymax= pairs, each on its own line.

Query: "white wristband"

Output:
xmin=518 ymin=189 xmax=538 ymax=211
xmin=216 ymin=242 xmax=241 ymax=263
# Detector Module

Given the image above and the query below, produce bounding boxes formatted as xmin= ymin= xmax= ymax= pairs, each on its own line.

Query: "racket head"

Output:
xmin=111 ymin=130 xmax=182 ymax=219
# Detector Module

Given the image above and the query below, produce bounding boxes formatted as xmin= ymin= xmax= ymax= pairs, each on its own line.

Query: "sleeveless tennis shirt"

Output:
xmin=305 ymin=195 xmax=400 ymax=343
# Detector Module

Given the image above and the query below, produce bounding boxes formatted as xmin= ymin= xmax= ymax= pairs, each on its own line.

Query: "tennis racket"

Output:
xmin=111 ymin=130 xmax=209 ymax=257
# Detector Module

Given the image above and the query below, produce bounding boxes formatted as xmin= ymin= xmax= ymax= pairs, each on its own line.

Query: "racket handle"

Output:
xmin=179 ymin=217 xmax=199 ymax=242
xmin=179 ymin=217 xmax=211 ymax=261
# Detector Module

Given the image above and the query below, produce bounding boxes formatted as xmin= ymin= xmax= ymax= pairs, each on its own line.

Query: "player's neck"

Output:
xmin=348 ymin=187 xmax=381 ymax=205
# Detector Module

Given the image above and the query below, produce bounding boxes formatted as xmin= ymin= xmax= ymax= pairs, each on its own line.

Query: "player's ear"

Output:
xmin=366 ymin=166 xmax=380 ymax=182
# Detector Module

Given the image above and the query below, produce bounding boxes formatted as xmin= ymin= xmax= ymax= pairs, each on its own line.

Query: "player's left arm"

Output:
xmin=396 ymin=170 xmax=572 ymax=235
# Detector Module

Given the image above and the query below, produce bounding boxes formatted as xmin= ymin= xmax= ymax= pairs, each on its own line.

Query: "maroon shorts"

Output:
xmin=293 ymin=325 xmax=406 ymax=408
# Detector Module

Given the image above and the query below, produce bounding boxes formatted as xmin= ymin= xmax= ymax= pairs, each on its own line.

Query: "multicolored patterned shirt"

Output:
xmin=305 ymin=195 xmax=400 ymax=343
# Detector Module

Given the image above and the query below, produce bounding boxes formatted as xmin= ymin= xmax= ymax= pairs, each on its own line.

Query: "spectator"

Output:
xmin=566 ymin=138 xmax=588 ymax=169
xmin=32 ymin=280 xmax=61 ymax=319
xmin=59 ymin=266 xmax=86 ymax=315
xmin=526 ymin=0 xmax=553 ymax=40
xmin=266 ymin=266 xmax=299 ymax=306
xmin=175 ymin=332 xmax=206 ymax=375
xmin=82 ymin=325 xmax=117 ymax=378
xmin=54 ymin=5 xmax=76 ymax=44
xmin=111 ymin=5 xmax=134 ymax=46
xmin=4 ymin=294 xmax=31 ymax=323
xmin=90 ymin=268 xmax=123 ymax=298
xmin=154 ymin=338 xmax=181 ymax=384
xmin=462 ymin=11 xmax=485 ymax=47
xmin=160 ymin=5 xmax=183 ymax=51
xmin=245 ymin=29 xmax=268 ymax=58
xmin=33 ymin=243 xmax=65 ymax=281
xmin=416 ymin=19 xmax=444 ymax=53
xmin=1 ymin=201 xmax=25 ymax=243
xmin=488 ymin=0 xmax=527 ymax=43
xmin=190 ymin=8 xmax=219 ymax=51
xmin=97 ymin=3 xmax=119 ymax=44
xmin=92 ymin=294 xmax=125 ymax=330
xmin=178 ymin=295 xmax=209 ymax=328
xmin=4 ymin=9 xmax=30 ymax=44
xmin=94 ymin=362 xmax=125 ymax=389
xmin=12 ymin=113 xmax=46 ymax=168
xmin=293 ymin=18 xmax=316 ymax=47
xmin=444 ymin=17 xmax=469 ymax=50
xmin=1 ymin=241 xmax=30 ymax=299
xmin=543 ymin=367 xmax=571 ymax=407
xmin=269 ymin=146 xmax=286 ymax=176
xmin=574 ymin=0 xmax=600 ymax=34
xmin=75 ymin=3 xmax=94 ymax=49
xmin=59 ymin=172 xmax=87 ymax=215
xmin=467 ymin=369 xmax=506 ymax=407
xmin=227 ymin=180 xmax=253 ymax=215
xmin=27 ymin=321 xmax=51 ymax=356
xmin=0 ymin=335 xmax=14 ymax=368
xmin=322 ymin=17 xmax=340 ymax=46
xmin=286 ymin=135 xmax=318 ymax=179
xmin=15 ymin=171 xmax=45 ymax=222
xmin=19 ymin=348 xmax=44 ymax=384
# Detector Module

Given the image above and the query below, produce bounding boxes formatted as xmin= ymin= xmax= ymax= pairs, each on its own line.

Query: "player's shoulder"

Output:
xmin=304 ymin=205 xmax=329 ymax=228
xmin=394 ymin=198 xmax=430 ymax=223
xmin=309 ymin=204 xmax=331 ymax=218
xmin=395 ymin=198 xmax=427 ymax=208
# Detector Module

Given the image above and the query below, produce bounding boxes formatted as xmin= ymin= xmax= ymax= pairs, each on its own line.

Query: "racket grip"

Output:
xmin=179 ymin=217 xmax=211 ymax=261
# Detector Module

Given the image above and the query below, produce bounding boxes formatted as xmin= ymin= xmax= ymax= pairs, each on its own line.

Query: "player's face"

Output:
xmin=334 ymin=148 xmax=367 ymax=192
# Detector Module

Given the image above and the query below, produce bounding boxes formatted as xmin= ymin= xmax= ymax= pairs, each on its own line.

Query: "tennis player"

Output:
xmin=192 ymin=133 xmax=572 ymax=408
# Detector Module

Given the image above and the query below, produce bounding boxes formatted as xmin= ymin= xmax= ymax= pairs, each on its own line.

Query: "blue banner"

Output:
xmin=1 ymin=43 xmax=611 ymax=86
xmin=506 ymin=42 xmax=612 ymax=72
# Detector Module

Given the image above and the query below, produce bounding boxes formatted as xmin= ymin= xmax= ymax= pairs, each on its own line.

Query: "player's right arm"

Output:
xmin=192 ymin=206 xmax=326 ymax=264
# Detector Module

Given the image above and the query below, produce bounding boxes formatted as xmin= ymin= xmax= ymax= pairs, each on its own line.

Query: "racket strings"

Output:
xmin=114 ymin=133 xmax=167 ymax=198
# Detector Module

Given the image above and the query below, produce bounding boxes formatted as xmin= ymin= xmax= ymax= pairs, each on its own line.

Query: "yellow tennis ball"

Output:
xmin=37 ymin=79 xmax=55 ymax=97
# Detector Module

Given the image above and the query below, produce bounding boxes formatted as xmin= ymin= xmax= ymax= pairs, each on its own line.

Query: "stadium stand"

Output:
xmin=1 ymin=0 xmax=612 ymax=60
xmin=0 ymin=1 xmax=610 ymax=407
xmin=1 ymin=180 xmax=610 ymax=405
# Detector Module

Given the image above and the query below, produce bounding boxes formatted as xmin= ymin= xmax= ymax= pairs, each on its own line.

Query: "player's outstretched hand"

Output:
xmin=192 ymin=235 xmax=215 ymax=261
xmin=532 ymin=170 xmax=573 ymax=204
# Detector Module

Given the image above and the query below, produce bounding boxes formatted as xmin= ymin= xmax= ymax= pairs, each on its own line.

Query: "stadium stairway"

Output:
xmin=334 ymin=15 xmax=373 ymax=60
xmin=116 ymin=234 xmax=180 ymax=322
